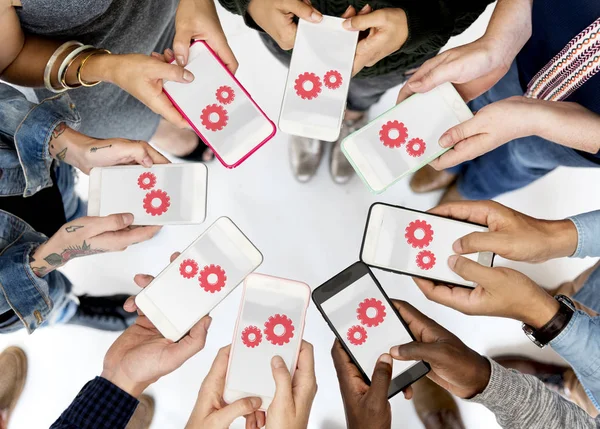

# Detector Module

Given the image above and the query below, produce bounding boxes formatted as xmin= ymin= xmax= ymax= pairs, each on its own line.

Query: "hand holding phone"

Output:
xmin=361 ymin=203 xmax=494 ymax=288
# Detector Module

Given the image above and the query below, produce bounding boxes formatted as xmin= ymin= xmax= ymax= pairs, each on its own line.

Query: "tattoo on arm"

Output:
xmin=65 ymin=225 xmax=84 ymax=233
xmin=43 ymin=240 xmax=106 ymax=266
xmin=90 ymin=144 xmax=112 ymax=153
xmin=56 ymin=147 xmax=68 ymax=161
xmin=51 ymin=123 xmax=67 ymax=141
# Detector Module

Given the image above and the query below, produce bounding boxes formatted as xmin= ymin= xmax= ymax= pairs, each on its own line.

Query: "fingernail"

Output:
xmin=167 ymin=48 xmax=174 ymax=56
xmin=408 ymin=80 xmax=422 ymax=89
xmin=272 ymin=355 xmax=286 ymax=369
xmin=390 ymin=346 xmax=401 ymax=359
xmin=378 ymin=353 xmax=392 ymax=365
xmin=343 ymin=19 xmax=352 ymax=29
xmin=122 ymin=213 xmax=134 ymax=225
xmin=183 ymin=69 xmax=194 ymax=82
xmin=343 ymin=5 xmax=351 ymax=13
xmin=142 ymin=156 xmax=152 ymax=167
xmin=311 ymin=12 xmax=321 ymax=22
xmin=448 ymin=254 xmax=459 ymax=269
xmin=250 ymin=397 xmax=262 ymax=408
xmin=176 ymin=55 xmax=185 ymax=66
xmin=439 ymin=133 xmax=452 ymax=148
xmin=452 ymin=239 xmax=463 ymax=253
xmin=360 ymin=4 xmax=370 ymax=11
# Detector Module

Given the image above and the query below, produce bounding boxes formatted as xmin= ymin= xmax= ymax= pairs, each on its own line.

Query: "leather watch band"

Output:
xmin=522 ymin=295 xmax=575 ymax=348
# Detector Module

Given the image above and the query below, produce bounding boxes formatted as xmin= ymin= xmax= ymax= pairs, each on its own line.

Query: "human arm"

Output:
xmin=397 ymin=0 xmax=533 ymax=103
xmin=388 ymin=300 xmax=599 ymax=429
xmin=0 ymin=0 xmax=24 ymax=73
xmin=430 ymin=97 xmax=600 ymax=170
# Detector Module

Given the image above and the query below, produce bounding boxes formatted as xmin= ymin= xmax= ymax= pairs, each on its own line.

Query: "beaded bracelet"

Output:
xmin=43 ymin=41 xmax=82 ymax=93
xmin=76 ymin=49 xmax=111 ymax=87
xmin=58 ymin=45 xmax=95 ymax=90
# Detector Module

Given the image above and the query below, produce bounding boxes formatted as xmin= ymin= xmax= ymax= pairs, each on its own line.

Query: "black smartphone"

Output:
xmin=312 ymin=261 xmax=430 ymax=398
xmin=360 ymin=202 xmax=495 ymax=288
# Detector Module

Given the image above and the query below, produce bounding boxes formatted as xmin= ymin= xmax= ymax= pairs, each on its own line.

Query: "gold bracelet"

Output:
xmin=59 ymin=46 xmax=95 ymax=90
xmin=77 ymin=49 xmax=111 ymax=87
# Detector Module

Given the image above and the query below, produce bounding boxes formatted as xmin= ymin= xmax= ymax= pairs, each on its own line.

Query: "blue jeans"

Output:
xmin=450 ymin=62 xmax=600 ymax=199
xmin=55 ymin=164 xmax=87 ymax=222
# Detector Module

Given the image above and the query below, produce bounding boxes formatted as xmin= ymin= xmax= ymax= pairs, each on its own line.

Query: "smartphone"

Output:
xmin=312 ymin=262 xmax=430 ymax=397
xmin=342 ymin=82 xmax=473 ymax=193
xmin=361 ymin=203 xmax=495 ymax=288
xmin=224 ymin=274 xmax=310 ymax=410
xmin=88 ymin=163 xmax=207 ymax=226
xmin=135 ymin=217 xmax=263 ymax=341
xmin=278 ymin=16 xmax=358 ymax=142
xmin=163 ymin=40 xmax=276 ymax=168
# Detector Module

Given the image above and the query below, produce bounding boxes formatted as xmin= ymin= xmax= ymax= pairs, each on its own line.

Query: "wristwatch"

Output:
xmin=522 ymin=295 xmax=576 ymax=348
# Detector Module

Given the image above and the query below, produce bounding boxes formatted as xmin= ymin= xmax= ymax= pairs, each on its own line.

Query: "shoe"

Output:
xmin=0 ymin=347 xmax=27 ymax=429
xmin=67 ymin=295 xmax=137 ymax=332
xmin=125 ymin=394 xmax=155 ymax=429
xmin=410 ymin=165 xmax=457 ymax=194
xmin=329 ymin=115 xmax=368 ymax=184
xmin=493 ymin=355 xmax=570 ymax=395
xmin=289 ymin=136 xmax=324 ymax=183
xmin=412 ymin=377 xmax=465 ymax=429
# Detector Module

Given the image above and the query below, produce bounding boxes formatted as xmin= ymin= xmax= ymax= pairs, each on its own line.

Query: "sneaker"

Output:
xmin=289 ymin=136 xmax=324 ymax=183
xmin=0 ymin=347 xmax=27 ymax=429
xmin=125 ymin=394 xmax=155 ymax=429
xmin=329 ymin=115 xmax=368 ymax=184
xmin=67 ymin=295 xmax=137 ymax=332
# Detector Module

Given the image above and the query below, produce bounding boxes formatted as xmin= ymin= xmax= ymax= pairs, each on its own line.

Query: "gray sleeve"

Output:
xmin=467 ymin=358 xmax=600 ymax=429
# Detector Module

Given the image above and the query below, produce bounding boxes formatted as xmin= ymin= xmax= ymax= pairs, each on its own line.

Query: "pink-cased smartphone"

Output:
xmin=224 ymin=274 xmax=310 ymax=411
xmin=163 ymin=40 xmax=276 ymax=168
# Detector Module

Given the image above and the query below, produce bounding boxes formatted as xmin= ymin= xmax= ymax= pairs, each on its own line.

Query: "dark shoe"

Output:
xmin=67 ymin=295 xmax=137 ymax=331
xmin=0 ymin=347 xmax=27 ymax=429
xmin=329 ymin=115 xmax=368 ymax=184
xmin=412 ymin=377 xmax=465 ymax=429
xmin=125 ymin=394 xmax=155 ymax=429
xmin=179 ymin=138 xmax=215 ymax=162
xmin=410 ymin=165 xmax=457 ymax=194
xmin=289 ymin=136 xmax=324 ymax=183
xmin=493 ymin=355 xmax=570 ymax=395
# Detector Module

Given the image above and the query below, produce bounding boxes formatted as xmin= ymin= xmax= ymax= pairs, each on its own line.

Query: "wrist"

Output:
xmin=29 ymin=245 xmax=56 ymax=277
xmin=465 ymin=355 xmax=492 ymax=399
xmin=522 ymin=294 xmax=561 ymax=329
xmin=542 ymin=219 xmax=579 ymax=259
xmin=80 ymin=52 xmax=116 ymax=84
xmin=50 ymin=126 xmax=88 ymax=171
xmin=100 ymin=369 xmax=147 ymax=398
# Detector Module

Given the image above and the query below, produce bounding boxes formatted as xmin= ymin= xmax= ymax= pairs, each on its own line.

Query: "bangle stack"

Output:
xmin=44 ymin=42 xmax=111 ymax=93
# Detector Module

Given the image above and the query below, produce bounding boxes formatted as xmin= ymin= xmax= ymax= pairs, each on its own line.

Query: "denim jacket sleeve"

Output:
xmin=569 ymin=211 xmax=600 ymax=258
xmin=550 ymin=310 xmax=600 ymax=411
xmin=0 ymin=84 xmax=80 ymax=197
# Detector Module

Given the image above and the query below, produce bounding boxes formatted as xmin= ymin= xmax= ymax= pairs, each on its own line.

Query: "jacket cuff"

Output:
xmin=14 ymin=92 xmax=80 ymax=197
xmin=568 ymin=211 xmax=600 ymax=259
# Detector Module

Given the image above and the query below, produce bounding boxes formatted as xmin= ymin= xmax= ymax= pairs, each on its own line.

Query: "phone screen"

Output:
xmin=227 ymin=276 xmax=309 ymax=403
xmin=362 ymin=204 xmax=493 ymax=287
xmin=139 ymin=218 xmax=262 ymax=337
xmin=321 ymin=273 xmax=417 ymax=379
xmin=163 ymin=41 xmax=275 ymax=167
xmin=89 ymin=164 xmax=207 ymax=225
xmin=342 ymin=83 xmax=472 ymax=193
xmin=279 ymin=17 xmax=358 ymax=141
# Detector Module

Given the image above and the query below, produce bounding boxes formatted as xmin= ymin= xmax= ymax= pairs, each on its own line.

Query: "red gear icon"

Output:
xmin=379 ymin=120 xmax=408 ymax=148
xmin=294 ymin=72 xmax=322 ymax=100
xmin=347 ymin=325 xmax=368 ymax=346
xmin=356 ymin=298 xmax=387 ymax=327
xmin=323 ymin=70 xmax=343 ymax=90
xmin=406 ymin=138 xmax=427 ymax=157
xmin=137 ymin=172 xmax=156 ymax=190
xmin=200 ymin=104 xmax=229 ymax=131
xmin=416 ymin=250 xmax=436 ymax=270
xmin=198 ymin=264 xmax=227 ymax=293
xmin=241 ymin=325 xmax=262 ymax=348
xmin=215 ymin=85 xmax=235 ymax=105
xmin=264 ymin=314 xmax=295 ymax=346
xmin=179 ymin=259 xmax=199 ymax=279
xmin=143 ymin=189 xmax=170 ymax=216
xmin=405 ymin=219 xmax=434 ymax=248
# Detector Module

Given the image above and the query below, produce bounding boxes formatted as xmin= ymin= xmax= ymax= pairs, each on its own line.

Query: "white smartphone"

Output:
xmin=342 ymin=82 xmax=473 ymax=193
xmin=224 ymin=274 xmax=310 ymax=410
xmin=278 ymin=16 xmax=358 ymax=142
xmin=135 ymin=217 xmax=263 ymax=341
xmin=163 ymin=40 xmax=276 ymax=168
xmin=88 ymin=163 xmax=207 ymax=226
xmin=312 ymin=262 xmax=430 ymax=398
xmin=361 ymin=203 xmax=494 ymax=288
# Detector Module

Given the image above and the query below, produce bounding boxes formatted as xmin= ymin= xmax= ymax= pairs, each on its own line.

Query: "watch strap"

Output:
xmin=523 ymin=295 xmax=575 ymax=347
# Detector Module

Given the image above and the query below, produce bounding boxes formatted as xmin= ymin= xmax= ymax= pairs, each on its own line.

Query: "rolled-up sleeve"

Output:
xmin=569 ymin=211 xmax=600 ymax=258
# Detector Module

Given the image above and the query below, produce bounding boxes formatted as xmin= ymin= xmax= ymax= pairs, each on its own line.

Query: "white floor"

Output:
xmin=3 ymin=3 xmax=600 ymax=429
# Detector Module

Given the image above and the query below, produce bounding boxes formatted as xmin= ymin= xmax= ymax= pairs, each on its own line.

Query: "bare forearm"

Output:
xmin=0 ymin=1 xmax=24 ymax=73
xmin=484 ymin=0 xmax=533 ymax=67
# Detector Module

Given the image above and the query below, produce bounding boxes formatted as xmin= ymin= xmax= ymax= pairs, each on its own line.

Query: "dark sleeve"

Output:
xmin=50 ymin=377 xmax=139 ymax=429
xmin=373 ymin=0 xmax=494 ymax=55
